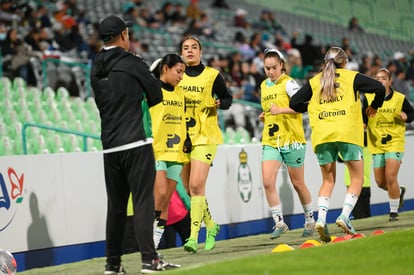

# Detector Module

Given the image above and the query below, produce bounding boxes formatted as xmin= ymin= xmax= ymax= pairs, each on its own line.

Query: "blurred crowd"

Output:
xmin=1 ymin=0 xmax=413 ymax=136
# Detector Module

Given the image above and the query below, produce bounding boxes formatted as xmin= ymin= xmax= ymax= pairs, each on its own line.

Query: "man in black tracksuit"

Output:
xmin=90 ymin=15 xmax=179 ymax=274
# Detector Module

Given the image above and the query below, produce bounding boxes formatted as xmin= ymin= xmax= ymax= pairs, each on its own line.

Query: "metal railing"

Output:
xmin=21 ymin=122 xmax=100 ymax=155
xmin=42 ymin=57 xmax=92 ymax=99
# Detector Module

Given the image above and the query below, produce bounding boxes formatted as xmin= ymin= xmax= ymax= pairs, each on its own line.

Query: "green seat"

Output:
xmin=57 ymin=86 xmax=70 ymax=100
xmin=224 ymin=127 xmax=236 ymax=144
xmin=35 ymin=134 xmax=50 ymax=154
xmin=236 ymin=127 xmax=251 ymax=144
xmin=42 ymin=86 xmax=55 ymax=97
xmin=47 ymin=134 xmax=65 ymax=153
xmin=1 ymin=136 xmax=14 ymax=156
xmin=85 ymin=97 xmax=99 ymax=121
xmin=2 ymin=85 xmax=12 ymax=100
xmin=0 ymin=76 xmax=12 ymax=92
xmin=20 ymin=110 xmax=34 ymax=126
xmin=11 ymin=122 xmax=23 ymax=155
xmin=4 ymin=109 xmax=18 ymax=126
xmin=72 ymin=119 xmax=84 ymax=132
xmin=26 ymin=87 xmax=42 ymax=102
xmin=49 ymin=108 xmax=63 ymax=123
xmin=92 ymin=138 xmax=102 ymax=151
xmin=84 ymin=119 xmax=100 ymax=135
xmin=64 ymin=134 xmax=82 ymax=152
xmin=34 ymin=109 xmax=49 ymax=124
xmin=0 ymin=121 xmax=7 ymax=138
xmin=70 ymin=97 xmax=85 ymax=113
xmin=12 ymin=77 xmax=27 ymax=91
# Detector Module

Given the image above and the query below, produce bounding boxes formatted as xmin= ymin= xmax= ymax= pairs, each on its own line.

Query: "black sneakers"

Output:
xmin=104 ymin=264 xmax=126 ymax=275
xmin=389 ymin=212 xmax=399 ymax=222
xmin=141 ymin=257 xmax=181 ymax=273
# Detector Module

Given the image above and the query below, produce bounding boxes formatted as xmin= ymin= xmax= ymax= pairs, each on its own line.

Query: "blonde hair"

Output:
xmin=320 ymin=47 xmax=348 ymax=101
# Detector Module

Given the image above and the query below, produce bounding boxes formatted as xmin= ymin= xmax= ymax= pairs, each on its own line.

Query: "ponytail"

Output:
xmin=320 ymin=47 xmax=348 ymax=101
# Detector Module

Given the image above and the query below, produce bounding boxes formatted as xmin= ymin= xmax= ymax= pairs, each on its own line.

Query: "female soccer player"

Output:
xmin=259 ymin=48 xmax=315 ymax=239
xmin=363 ymin=68 xmax=414 ymax=221
xmin=289 ymin=47 xmax=385 ymax=242
xmin=150 ymin=54 xmax=187 ymax=249
xmin=177 ymin=36 xmax=233 ymax=253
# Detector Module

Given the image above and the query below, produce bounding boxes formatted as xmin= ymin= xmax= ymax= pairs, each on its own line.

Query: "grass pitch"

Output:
xmin=20 ymin=211 xmax=414 ymax=274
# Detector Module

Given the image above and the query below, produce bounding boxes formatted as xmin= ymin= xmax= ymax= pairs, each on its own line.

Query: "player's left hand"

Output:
xmin=399 ymin=111 xmax=407 ymax=121
xmin=270 ymin=102 xmax=281 ymax=115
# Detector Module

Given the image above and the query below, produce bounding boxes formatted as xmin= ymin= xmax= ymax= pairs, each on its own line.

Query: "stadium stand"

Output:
xmin=1 ymin=0 xmax=413 ymax=156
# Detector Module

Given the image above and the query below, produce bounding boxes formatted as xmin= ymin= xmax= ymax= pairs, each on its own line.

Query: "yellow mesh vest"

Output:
xmin=260 ymin=74 xmax=306 ymax=148
xmin=365 ymin=91 xmax=406 ymax=153
xmin=308 ymin=69 xmax=363 ymax=151
xmin=150 ymin=87 xmax=187 ymax=163
xmin=178 ymin=67 xmax=223 ymax=145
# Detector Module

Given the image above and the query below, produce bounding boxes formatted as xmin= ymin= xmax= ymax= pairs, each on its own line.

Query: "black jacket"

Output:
xmin=90 ymin=47 xmax=162 ymax=149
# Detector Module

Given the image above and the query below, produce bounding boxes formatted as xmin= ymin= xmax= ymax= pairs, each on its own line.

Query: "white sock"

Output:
xmin=389 ymin=198 xmax=399 ymax=213
xmin=340 ymin=193 xmax=358 ymax=218
xmin=302 ymin=203 xmax=314 ymax=222
xmin=269 ymin=204 xmax=283 ymax=224
xmin=317 ymin=197 xmax=330 ymax=223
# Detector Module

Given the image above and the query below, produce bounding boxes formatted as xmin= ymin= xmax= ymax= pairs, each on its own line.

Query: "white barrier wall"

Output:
xmin=1 ymin=136 xmax=413 ymax=254
xmin=0 ymin=152 xmax=107 ymax=253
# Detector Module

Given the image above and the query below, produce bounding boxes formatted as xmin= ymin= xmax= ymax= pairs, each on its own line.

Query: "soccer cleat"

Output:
xmin=156 ymin=253 xmax=181 ymax=269
xmin=270 ymin=222 xmax=289 ymax=239
xmin=162 ymin=261 xmax=181 ymax=270
xmin=398 ymin=186 xmax=406 ymax=210
xmin=389 ymin=212 xmax=399 ymax=222
xmin=153 ymin=225 xmax=165 ymax=249
xmin=104 ymin=264 xmax=126 ymax=275
xmin=205 ymin=223 xmax=220 ymax=251
xmin=336 ymin=214 xmax=356 ymax=235
xmin=302 ymin=219 xmax=315 ymax=237
xmin=315 ymin=219 xmax=331 ymax=243
xmin=141 ymin=257 xmax=180 ymax=273
xmin=183 ymin=238 xmax=198 ymax=253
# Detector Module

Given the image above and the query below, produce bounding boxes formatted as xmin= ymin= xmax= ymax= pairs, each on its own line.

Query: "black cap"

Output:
xmin=99 ymin=15 xmax=133 ymax=42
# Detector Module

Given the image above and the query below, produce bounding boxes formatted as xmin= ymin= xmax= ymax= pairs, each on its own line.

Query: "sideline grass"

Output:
xmin=20 ymin=211 xmax=414 ymax=274
xmin=170 ymin=228 xmax=414 ymax=275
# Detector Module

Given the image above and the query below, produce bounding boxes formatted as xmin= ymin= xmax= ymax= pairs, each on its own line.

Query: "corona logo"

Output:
xmin=0 ymin=168 xmax=25 ymax=232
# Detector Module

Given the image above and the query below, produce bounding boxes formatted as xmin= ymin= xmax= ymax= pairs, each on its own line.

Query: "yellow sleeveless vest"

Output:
xmin=150 ymin=87 xmax=187 ymax=163
xmin=178 ymin=66 xmax=223 ymax=145
xmin=260 ymin=74 xmax=306 ymax=148
xmin=365 ymin=91 xmax=406 ymax=153
xmin=308 ymin=69 xmax=363 ymax=151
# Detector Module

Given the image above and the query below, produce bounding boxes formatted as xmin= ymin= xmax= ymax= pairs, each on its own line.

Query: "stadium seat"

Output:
xmin=0 ymin=120 xmax=7 ymax=137
xmin=12 ymin=122 xmax=23 ymax=154
xmin=57 ymin=86 xmax=70 ymax=101
xmin=12 ymin=77 xmax=27 ymax=92
xmin=47 ymin=134 xmax=65 ymax=153
xmin=35 ymin=135 xmax=50 ymax=154
xmin=3 ymin=1 xmax=413 ymax=156
xmin=1 ymin=136 xmax=14 ymax=156
xmin=42 ymin=86 xmax=56 ymax=100
xmin=71 ymin=97 xmax=85 ymax=113
xmin=0 ymin=76 xmax=12 ymax=91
